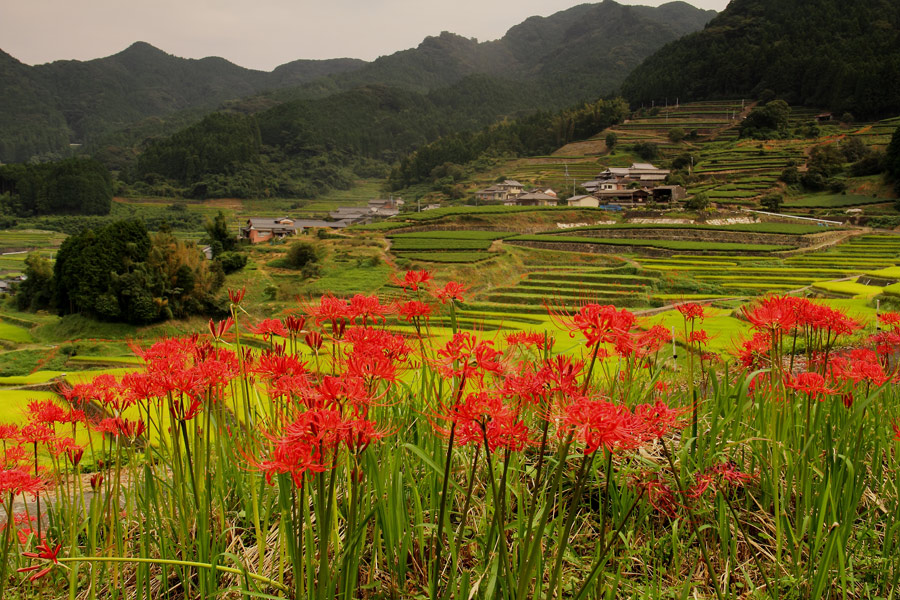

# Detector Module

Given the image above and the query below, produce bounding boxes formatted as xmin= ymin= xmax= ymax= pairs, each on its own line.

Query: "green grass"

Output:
xmin=396 ymin=251 xmax=497 ymax=263
xmin=508 ymin=235 xmax=793 ymax=253
xmin=0 ymin=321 xmax=34 ymax=343
xmin=390 ymin=238 xmax=493 ymax=251
xmin=541 ymin=222 xmax=833 ymax=235
xmin=784 ymin=194 xmax=892 ymax=208
xmin=388 ymin=231 xmax=514 ymax=240
xmin=811 ymin=280 xmax=884 ymax=298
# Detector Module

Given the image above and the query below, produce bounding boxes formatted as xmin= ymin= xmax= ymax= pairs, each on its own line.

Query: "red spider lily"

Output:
xmin=830 ymin=350 xmax=891 ymax=386
xmin=743 ymin=296 xmax=798 ymax=333
xmin=878 ymin=312 xmax=900 ymax=330
xmin=250 ymin=318 xmax=289 ymax=341
xmin=544 ymin=354 xmax=584 ymax=398
xmin=808 ymin=303 xmax=861 ymax=337
xmin=676 ymin=302 xmax=705 ymax=322
xmin=551 ymin=303 xmax=636 ymax=349
xmin=284 ymin=314 xmax=307 ymax=334
xmin=89 ymin=473 xmax=103 ymax=491
xmin=251 ymin=408 xmax=351 ymax=488
xmin=19 ymin=423 xmax=54 ymax=445
xmin=734 ymin=332 xmax=771 ymax=370
xmin=228 ymin=287 xmax=246 ymax=305
xmin=345 ymin=418 xmax=389 ymax=453
xmin=633 ymin=401 xmax=688 ymax=440
xmin=305 ymin=331 xmax=324 ymax=352
xmin=654 ymin=381 xmax=671 ymax=395
xmin=435 ymin=332 xmax=503 ymax=379
xmin=314 ymin=375 xmax=371 ymax=412
xmin=785 ymin=372 xmax=834 ymax=398
xmin=344 ymin=327 xmax=411 ymax=363
xmin=1 ymin=446 xmax=28 ymax=469
xmin=688 ymin=330 xmax=711 ymax=346
xmin=94 ymin=418 xmax=146 ymax=440
xmin=347 ymin=294 xmax=391 ymax=325
xmin=443 ymin=391 xmax=530 ymax=453
xmin=892 ymin=420 xmax=900 ymax=441
xmin=306 ymin=295 xmax=350 ymax=336
xmin=0 ymin=467 xmax=44 ymax=498
xmin=505 ymin=331 xmax=554 ymax=351
xmin=393 ymin=270 xmax=433 ymax=292
xmin=562 ymin=397 xmax=642 ymax=454
xmin=501 ymin=364 xmax=551 ymax=407
xmin=690 ymin=461 xmax=754 ymax=499
xmin=17 ymin=541 xmax=61 ymax=582
xmin=26 ymin=400 xmax=68 ymax=426
xmin=433 ymin=281 xmax=467 ymax=304
xmin=0 ymin=424 xmax=20 ymax=442
xmin=208 ymin=316 xmax=235 ymax=341
xmin=397 ymin=300 xmax=432 ymax=323
xmin=632 ymin=473 xmax=679 ymax=519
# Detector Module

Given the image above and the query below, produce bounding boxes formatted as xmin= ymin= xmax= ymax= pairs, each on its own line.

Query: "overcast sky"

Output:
xmin=1 ymin=0 xmax=729 ymax=71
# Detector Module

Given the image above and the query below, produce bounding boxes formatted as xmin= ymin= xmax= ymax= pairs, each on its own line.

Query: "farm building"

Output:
xmin=475 ymin=179 xmax=525 ymax=203
xmin=240 ymin=217 xmax=298 ymax=244
xmin=566 ymin=195 xmax=600 ymax=208
xmin=588 ymin=163 xmax=671 ymax=189
xmin=593 ymin=188 xmax=651 ymax=204
xmin=651 ymin=185 xmax=687 ymax=203
xmin=514 ymin=192 xmax=558 ymax=207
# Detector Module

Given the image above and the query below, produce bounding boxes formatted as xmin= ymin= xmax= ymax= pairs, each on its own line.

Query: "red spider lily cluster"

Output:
xmin=3 ymin=281 xmax=900 ymax=598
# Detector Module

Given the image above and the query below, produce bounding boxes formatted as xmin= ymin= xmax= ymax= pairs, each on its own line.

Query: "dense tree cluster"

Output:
xmin=0 ymin=157 xmax=112 ymax=216
xmin=621 ymin=0 xmax=900 ymax=119
xmin=50 ymin=220 xmax=225 ymax=324
xmin=887 ymin=126 xmax=900 ymax=195
xmin=739 ymin=100 xmax=791 ymax=139
xmin=387 ymin=98 xmax=629 ymax=189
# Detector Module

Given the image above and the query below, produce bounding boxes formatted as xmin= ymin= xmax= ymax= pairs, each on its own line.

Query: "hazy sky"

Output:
xmin=1 ymin=0 xmax=729 ymax=71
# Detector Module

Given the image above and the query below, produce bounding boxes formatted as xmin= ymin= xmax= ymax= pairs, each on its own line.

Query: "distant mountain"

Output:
xmin=0 ymin=43 xmax=367 ymax=162
xmin=621 ymin=0 xmax=900 ymax=118
xmin=316 ymin=1 xmax=716 ymax=102
xmin=0 ymin=1 xmax=715 ymax=163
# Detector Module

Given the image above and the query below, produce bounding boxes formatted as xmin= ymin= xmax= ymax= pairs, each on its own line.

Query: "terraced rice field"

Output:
xmin=388 ymin=230 xmax=510 ymax=262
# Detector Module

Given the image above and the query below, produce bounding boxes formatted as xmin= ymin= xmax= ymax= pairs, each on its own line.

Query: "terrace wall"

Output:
xmin=544 ymin=228 xmax=841 ymax=247
xmin=504 ymin=239 xmax=775 ymax=257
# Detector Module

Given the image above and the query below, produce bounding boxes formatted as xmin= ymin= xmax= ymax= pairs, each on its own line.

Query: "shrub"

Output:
xmin=605 ymin=132 xmax=618 ymax=151
xmin=216 ymin=251 xmax=247 ymax=274
xmin=668 ymin=128 xmax=686 ymax=143
xmin=286 ymin=240 xmax=322 ymax=269
xmin=780 ymin=166 xmax=800 ymax=185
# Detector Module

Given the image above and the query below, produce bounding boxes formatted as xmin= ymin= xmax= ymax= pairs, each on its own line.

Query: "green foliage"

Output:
xmin=739 ymin=100 xmax=791 ymax=139
xmin=15 ymin=253 xmax=54 ymax=311
xmin=760 ymin=193 xmax=783 ymax=212
xmin=204 ymin=210 xmax=235 ymax=255
xmin=53 ymin=220 xmax=222 ymax=324
xmin=622 ymin=0 xmax=900 ymax=118
xmin=216 ymin=251 xmax=247 ymax=274
xmin=780 ymin=166 xmax=800 ymax=185
xmin=387 ymin=98 xmax=629 ymax=189
xmin=667 ymin=127 xmax=686 ymax=143
xmin=0 ymin=157 xmax=112 ymax=216
xmin=605 ymin=132 xmax=618 ymax=151
xmin=631 ymin=141 xmax=660 ymax=161
xmin=849 ymin=151 xmax=885 ymax=177
xmin=684 ymin=192 xmax=710 ymax=211
xmin=286 ymin=240 xmax=323 ymax=270
xmin=886 ymin=126 xmax=900 ymax=192
xmin=135 ymin=113 xmax=261 ymax=187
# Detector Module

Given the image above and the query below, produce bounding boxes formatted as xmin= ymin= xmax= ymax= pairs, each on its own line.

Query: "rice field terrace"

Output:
xmin=1 ymin=278 xmax=899 ymax=600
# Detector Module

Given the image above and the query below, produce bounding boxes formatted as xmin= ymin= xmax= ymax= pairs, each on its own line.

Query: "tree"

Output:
xmin=668 ymin=128 xmax=686 ymax=143
xmin=886 ymin=126 xmax=900 ymax=193
xmin=286 ymin=241 xmax=322 ymax=270
xmin=739 ymin=100 xmax=791 ymax=139
xmin=684 ymin=192 xmax=709 ymax=211
xmin=780 ymin=166 xmax=800 ymax=185
xmin=16 ymin=253 xmax=54 ymax=311
xmin=632 ymin=142 xmax=659 ymax=161
xmin=205 ymin=211 xmax=235 ymax=255
xmin=760 ymin=193 xmax=783 ymax=212
xmin=605 ymin=132 xmax=618 ymax=151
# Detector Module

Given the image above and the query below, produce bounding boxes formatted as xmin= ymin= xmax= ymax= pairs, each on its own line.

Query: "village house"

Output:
xmin=239 ymin=217 xmax=298 ymax=244
xmin=475 ymin=179 xmax=524 ymax=203
xmin=566 ymin=195 xmax=600 ymax=208
xmin=593 ymin=188 xmax=651 ymax=204
xmin=588 ymin=162 xmax=671 ymax=188
xmin=651 ymin=185 xmax=687 ymax=203
xmin=513 ymin=191 xmax=558 ymax=207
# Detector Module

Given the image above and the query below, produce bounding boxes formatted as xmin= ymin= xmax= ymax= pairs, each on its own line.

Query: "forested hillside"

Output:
xmin=0 ymin=1 xmax=714 ymax=163
xmin=621 ymin=0 xmax=900 ymax=117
